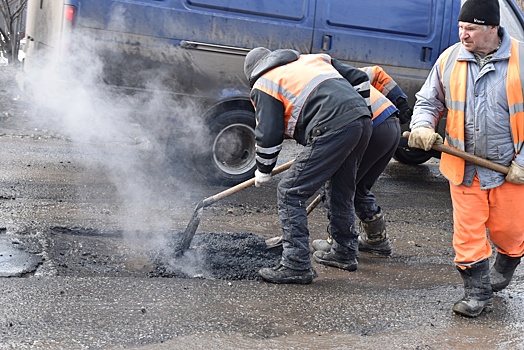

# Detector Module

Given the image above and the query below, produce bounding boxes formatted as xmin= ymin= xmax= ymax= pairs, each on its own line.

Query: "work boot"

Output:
xmin=311 ymin=225 xmax=334 ymax=253
xmin=452 ymin=259 xmax=493 ymax=318
xmin=490 ymin=252 xmax=522 ymax=292
xmin=311 ymin=236 xmax=333 ymax=252
xmin=258 ymin=264 xmax=317 ymax=284
xmin=313 ymin=250 xmax=358 ymax=271
xmin=358 ymin=209 xmax=392 ymax=256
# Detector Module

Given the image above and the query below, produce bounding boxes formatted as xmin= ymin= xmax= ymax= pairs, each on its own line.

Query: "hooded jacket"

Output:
xmin=247 ymin=49 xmax=371 ymax=174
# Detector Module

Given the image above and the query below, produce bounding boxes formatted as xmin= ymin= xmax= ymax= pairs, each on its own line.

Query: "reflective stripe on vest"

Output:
xmin=507 ymin=40 xmax=524 ymax=154
xmin=439 ymin=45 xmax=467 ymax=184
xmin=370 ymin=86 xmax=397 ymax=127
xmin=439 ymin=39 xmax=524 ymax=184
xmin=253 ymin=54 xmax=342 ymax=138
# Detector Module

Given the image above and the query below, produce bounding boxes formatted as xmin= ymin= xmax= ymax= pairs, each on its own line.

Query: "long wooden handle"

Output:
xmin=432 ymin=143 xmax=509 ymax=174
xmin=403 ymin=131 xmax=509 ymax=174
xmin=201 ymin=160 xmax=294 ymax=207
xmin=306 ymin=193 xmax=323 ymax=215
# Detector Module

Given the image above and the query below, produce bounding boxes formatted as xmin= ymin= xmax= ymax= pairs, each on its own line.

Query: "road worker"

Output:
xmin=312 ymin=65 xmax=410 ymax=257
xmin=407 ymin=0 xmax=524 ymax=317
xmin=244 ymin=47 xmax=372 ymax=284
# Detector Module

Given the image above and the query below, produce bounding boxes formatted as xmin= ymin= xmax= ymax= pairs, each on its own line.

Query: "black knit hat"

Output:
xmin=458 ymin=0 xmax=500 ymax=26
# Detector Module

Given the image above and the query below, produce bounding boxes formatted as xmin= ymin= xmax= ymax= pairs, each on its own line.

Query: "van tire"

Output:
xmin=195 ymin=109 xmax=257 ymax=186
xmin=393 ymin=147 xmax=433 ymax=165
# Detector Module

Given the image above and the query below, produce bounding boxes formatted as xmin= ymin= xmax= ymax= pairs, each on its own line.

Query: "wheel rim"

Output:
xmin=212 ymin=123 xmax=256 ymax=175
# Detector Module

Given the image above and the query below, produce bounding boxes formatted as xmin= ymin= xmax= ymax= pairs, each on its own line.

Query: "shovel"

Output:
xmin=402 ymin=131 xmax=509 ymax=174
xmin=174 ymin=159 xmax=295 ymax=256
xmin=267 ymin=133 xmax=511 ymax=250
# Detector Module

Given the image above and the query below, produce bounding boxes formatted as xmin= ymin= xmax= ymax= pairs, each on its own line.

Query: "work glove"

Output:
xmin=407 ymin=126 xmax=443 ymax=151
xmin=506 ymin=161 xmax=524 ymax=184
xmin=395 ymin=97 xmax=412 ymax=124
xmin=254 ymin=169 xmax=272 ymax=187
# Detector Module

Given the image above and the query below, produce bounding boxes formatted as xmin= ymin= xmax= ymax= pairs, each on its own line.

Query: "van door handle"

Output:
xmin=322 ymin=35 xmax=332 ymax=51
xmin=421 ymin=47 xmax=432 ymax=62
xmin=180 ymin=40 xmax=250 ymax=55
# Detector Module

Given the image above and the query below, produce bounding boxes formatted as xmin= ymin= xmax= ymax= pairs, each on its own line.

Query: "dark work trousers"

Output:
xmin=277 ymin=116 xmax=372 ymax=270
xmin=321 ymin=116 xmax=400 ymax=232
xmin=354 ymin=116 xmax=401 ymax=220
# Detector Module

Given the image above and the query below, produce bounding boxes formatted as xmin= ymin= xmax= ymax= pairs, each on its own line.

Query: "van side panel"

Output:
xmin=187 ymin=0 xmax=308 ymax=20
xmin=440 ymin=0 xmax=460 ymax=49
xmin=67 ymin=0 xmax=315 ymax=102
xmin=501 ymin=0 xmax=524 ymax=41
xmin=312 ymin=0 xmax=456 ymax=102
xmin=183 ymin=0 xmax=313 ymax=51
xmin=313 ymin=0 xmax=447 ymax=69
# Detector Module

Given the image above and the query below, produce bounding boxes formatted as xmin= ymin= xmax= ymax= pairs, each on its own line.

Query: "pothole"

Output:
xmin=150 ymin=232 xmax=281 ymax=280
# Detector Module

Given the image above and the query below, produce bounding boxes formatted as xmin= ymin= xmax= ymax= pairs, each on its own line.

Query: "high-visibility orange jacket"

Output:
xmin=360 ymin=66 xmax=407 ymax=127
xmin=248 ymin=49 xmax=371 ymax=174
xmin=368 ymin=86 xmax=397 ymax=127
xmin=412 ymin=29 xmax=524 ymax=188
xmin=360 ymin=66 xmax=407 ymax=103
xmin=438 ymin=37 xmax=524 ymax=185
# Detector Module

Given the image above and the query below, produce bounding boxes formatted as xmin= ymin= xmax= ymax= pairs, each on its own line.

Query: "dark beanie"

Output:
xmin=244 ymin=47 xmax=271 ymax=81
xmin=458 ymin=0 xmax=500 ymax=26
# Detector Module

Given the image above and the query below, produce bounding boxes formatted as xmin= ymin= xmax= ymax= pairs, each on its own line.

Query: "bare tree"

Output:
xmin=0 ymin=0 xmax=27 ymax=65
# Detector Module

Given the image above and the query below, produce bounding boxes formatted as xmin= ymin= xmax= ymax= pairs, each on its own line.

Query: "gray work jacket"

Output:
xmin=411 ymin=27 xmax=524 ymax=190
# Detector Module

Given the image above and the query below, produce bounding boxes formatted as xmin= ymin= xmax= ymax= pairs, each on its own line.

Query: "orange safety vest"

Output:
xmin=252 ymin=54 xmax=342 ymax=138
xmin=439 ymin=38 xmax=524 ymax=185
xmin=360 ymin=66 xmax=398 ymax=97
xmin=361 ymin=66 xmax=400 ymax=126
xmin=369 ymin=86 xmax=397 ymax=126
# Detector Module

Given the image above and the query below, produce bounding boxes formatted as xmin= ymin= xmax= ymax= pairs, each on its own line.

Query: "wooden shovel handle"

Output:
xmin=201 ymin=159 xmax=294 ymax=207
xmin=402 ymin=131 xmax=509 ymax=174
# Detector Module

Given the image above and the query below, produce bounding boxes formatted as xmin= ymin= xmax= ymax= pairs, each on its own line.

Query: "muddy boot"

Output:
xmin=490 ymin=252 xmax=521 ymax=292
xmin=258 ymin=264 xmax=317 ymax=285
xmin=311 ymin=233 xmax=333 ymax=253
xmin=358 ymin=209 xmax=392 ymax=256
xmin=313 ymin=250 xmax=357 ymax=271
xmin=311 ymin=239 xmax=332 ymax=252
xmin=452 ymin=259 xmax=493 ymax=317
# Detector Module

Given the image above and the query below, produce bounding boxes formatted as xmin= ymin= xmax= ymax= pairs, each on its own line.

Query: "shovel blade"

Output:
xmin=174 ymin=206 xmax=203 ymax=256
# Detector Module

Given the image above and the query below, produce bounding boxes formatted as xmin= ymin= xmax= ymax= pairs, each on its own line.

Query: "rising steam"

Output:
xmin=21 ymin=23 xmax=208 ymax=255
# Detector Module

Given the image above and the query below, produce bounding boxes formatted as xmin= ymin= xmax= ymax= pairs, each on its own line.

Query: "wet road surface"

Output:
xmin=1 ymin=130 xmax=523 ymax=350
xmin=0 ymin=66 xmax=523 ymax=349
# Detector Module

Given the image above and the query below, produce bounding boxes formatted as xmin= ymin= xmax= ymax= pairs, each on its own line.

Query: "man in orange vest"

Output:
xmin=408 ymin=0 xmax=524 ymax=317
xmin=244 ymin=47 xmax=373 ymax=284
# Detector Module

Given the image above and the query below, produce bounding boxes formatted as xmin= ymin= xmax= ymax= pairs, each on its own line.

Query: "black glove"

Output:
xmin=395 ymin=97 xmax=412 ymax=125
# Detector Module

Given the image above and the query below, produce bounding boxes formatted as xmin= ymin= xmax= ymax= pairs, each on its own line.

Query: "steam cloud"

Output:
xmin=22 ymin=22 xmax=209 ymax=262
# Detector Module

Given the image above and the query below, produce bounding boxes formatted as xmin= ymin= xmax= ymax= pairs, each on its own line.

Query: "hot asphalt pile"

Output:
xmin=150 ymin=232 xmax=281 ymax=280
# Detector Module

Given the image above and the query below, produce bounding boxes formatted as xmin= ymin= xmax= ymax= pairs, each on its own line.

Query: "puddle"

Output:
xmin=0 ymin=236 xmax=43 ymax=277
